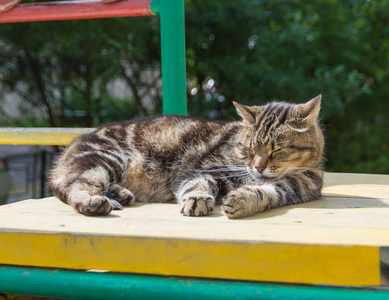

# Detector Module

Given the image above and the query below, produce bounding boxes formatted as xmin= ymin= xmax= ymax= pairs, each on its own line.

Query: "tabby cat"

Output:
xmin=49 ymin=95 xmax=324 ymax=219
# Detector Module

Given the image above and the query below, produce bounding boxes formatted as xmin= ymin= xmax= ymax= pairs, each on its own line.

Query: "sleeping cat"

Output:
xmin=49 ymin=95 xmax=324 ymax=219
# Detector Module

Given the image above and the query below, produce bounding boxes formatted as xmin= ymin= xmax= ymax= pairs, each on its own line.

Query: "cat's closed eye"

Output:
xmin=269 ymin=148 xmax=287 ymax=159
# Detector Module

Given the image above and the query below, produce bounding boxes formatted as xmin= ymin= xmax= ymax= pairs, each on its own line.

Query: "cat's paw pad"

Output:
xmin=180 ymin=194 xmax=214 ymax=217
xmin=81 ymin=195 xmax=112 ymax=216
xmin=222 ymin=192 xmax=247 ymax=219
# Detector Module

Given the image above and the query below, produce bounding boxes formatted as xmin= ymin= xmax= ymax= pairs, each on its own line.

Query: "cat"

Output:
xmin=49 ymin=95 xmax=324 ymax=219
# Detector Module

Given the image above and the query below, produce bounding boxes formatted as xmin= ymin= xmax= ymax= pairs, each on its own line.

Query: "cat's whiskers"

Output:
xmin=219 ymin=164 xmax=247 ymax=168
xmin=280 ymin=148 xmax=289 ymax=153
xmin=273 ymin=132 xmax=281 ymax=143
xmin=272 ymin=166 xmax=316 ymax=181
xmin=284 ymin=166 xmax=316 ymax=170
xmin=276 ymin=140 xmax=292 ymax=146
xmin=199 ymin=169 xmax=240 ymax=173
xmin=196 ymin=166 xmax=247 ymax=173
xmin=215 ymin=171 xmax=251 ymax=180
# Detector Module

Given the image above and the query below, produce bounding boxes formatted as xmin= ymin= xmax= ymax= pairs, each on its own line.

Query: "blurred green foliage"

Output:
xmin=0 ymin=0 xmax=388 ymax=173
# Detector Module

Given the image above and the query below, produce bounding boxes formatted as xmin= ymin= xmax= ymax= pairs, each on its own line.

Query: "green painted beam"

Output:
xmin=0 ymin=266 xmax=388 ymax=300
xmin=157 ymin=0 xmax=187 ymax=115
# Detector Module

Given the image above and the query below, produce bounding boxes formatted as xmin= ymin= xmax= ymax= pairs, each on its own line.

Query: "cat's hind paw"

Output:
xmin=180 ymin=194 xmax=214 ymax=217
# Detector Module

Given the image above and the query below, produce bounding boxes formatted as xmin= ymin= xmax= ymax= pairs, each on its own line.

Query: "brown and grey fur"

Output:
xmin=49 ymin=95 xmax=324 ymax=219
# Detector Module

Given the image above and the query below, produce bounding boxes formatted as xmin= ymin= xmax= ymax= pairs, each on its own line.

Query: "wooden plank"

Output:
xmin=0 ymin=128 xmax=94 ymax=145
xmin=1 ymin=196 xmax=388 ymax=245
xmin=324 ymin=172 xmax=389 ymax=185
xmin=323 ymin=172 xmax=389 ymax=198
xmin=0 ymin=172 xmax=388 ymax=286
xmin=0 ymin=231 xmax=380 ymax=287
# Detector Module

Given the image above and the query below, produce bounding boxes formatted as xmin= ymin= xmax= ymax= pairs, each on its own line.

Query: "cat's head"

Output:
xmin=233 ymin=95 xmax=324 ymax=180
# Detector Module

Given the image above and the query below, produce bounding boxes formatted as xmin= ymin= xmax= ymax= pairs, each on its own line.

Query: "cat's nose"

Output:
xmin=255 ymin=166 xmax=265 ymax=173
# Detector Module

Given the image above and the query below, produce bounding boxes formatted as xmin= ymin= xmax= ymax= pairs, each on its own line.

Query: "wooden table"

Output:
xmin=0 ymin=172 xmax=388 ymax=299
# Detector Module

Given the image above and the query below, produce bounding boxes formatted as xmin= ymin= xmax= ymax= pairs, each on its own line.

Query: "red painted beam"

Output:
xmin=0 ymin=0 xmax=155 ymax=23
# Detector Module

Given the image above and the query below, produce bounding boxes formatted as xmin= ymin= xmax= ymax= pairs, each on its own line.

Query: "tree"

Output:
xmin=0 ymin=17 xmax=162 ymax=127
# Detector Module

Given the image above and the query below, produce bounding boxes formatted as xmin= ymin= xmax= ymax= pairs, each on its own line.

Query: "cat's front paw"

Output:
xmin=222 ymin=190 xmax=253 ymax=219
xmin=180 ymin=194 xmax=214 ymax=217
xmin=78 ymin=195 xmax=112 ymax=216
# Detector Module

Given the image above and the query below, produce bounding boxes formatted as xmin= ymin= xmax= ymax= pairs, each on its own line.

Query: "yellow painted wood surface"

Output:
xmin=0 ymin=128 xmax=94 ymax=145
xmin=0 ymin=232 xmax=380 ymax=287
xmin=0 ymin=172 xmax=388 ymax=287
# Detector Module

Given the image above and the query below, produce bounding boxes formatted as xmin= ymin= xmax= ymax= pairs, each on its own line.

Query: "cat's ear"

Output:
xmin=233 ymin=101 xmax=256 ymax=125
xmin=298 ymin=95 xmax=321 ymax=122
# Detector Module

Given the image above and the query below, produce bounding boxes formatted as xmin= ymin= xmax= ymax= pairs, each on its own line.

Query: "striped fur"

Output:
xmin=49 ymin=95 xmax=324 ymax=218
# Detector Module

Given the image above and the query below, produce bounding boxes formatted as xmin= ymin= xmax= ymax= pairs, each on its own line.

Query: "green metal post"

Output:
xmin=157 ymin=0 xmax=187 ymax=115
